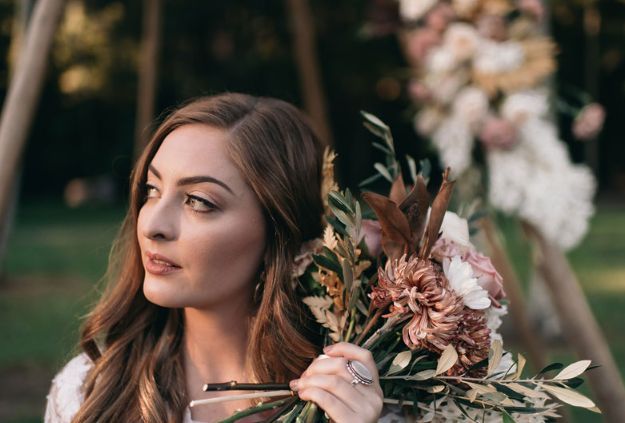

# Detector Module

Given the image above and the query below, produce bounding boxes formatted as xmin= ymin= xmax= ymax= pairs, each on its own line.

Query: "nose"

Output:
xmin=139 ymin=197 xmax=179 ymax=241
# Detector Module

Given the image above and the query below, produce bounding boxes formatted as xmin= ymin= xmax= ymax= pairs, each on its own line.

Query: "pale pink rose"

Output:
xmin=573 ymin=103 xmax=605 ymax=141
xmin=359 ymin=219 xmax=382 ymax=257
xmin=462 ymin=249 xmax=506 ymax=305
xmin=425 ymin=3 xmax=455 ymax=33
xmin=444 ymin=23 xmax=479 ymax=62
xmin=405 ymin=28 xmax=441 ymax=65
xmin=519 ymin=0 xmax=545 ymax=21
xmin=292 ymin=238 xmax=323 ymax=278
xmin=476 ymin=14 xmax=507 ymax=41
xmin=478 ymin=117 xmax=518 ymax=150
xmin=408 ymin=79 xmax=431 ymax=102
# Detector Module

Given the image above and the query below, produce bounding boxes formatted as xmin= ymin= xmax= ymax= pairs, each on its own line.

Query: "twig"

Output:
xmin=203 ymin=381 xmax=289 ymax=392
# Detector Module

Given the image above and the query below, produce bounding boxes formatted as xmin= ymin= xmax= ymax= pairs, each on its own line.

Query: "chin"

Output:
xmin=143 ymin=277 xmax=189 ymax=308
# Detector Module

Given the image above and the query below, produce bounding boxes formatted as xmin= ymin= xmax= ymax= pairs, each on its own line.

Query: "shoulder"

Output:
xmin=44 ymin=353 xmax=94 ymax=423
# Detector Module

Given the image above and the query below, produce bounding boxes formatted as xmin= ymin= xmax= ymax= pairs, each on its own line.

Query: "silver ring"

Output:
xmin=346 ymin=360 xmax=373 ymax=386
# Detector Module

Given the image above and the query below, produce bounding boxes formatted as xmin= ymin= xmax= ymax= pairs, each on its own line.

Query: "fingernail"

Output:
xmin=289 ymin=379 xmax=299 ymax=391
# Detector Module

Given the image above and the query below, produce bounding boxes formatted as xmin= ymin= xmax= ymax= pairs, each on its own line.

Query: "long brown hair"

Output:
xmin=73 ymin=93 xmax=325 ymax=422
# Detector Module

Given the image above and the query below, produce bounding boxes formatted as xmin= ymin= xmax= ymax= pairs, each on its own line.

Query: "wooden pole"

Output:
xmin=0 ymin=0 xmax=66 ymax=263
xmin=524 ymin=222 xmax=625 ymax=422
xmin=285 ymin=0 xmax=332 ymax=146
xmin=134 ymin=0 xmax=162 ymax=161
xmin=481 ymin=217 xmax=547 ymax=371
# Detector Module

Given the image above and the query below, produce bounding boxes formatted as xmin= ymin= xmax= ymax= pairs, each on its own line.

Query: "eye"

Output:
xmin=144 ymin=183 xmax=160 ymax=200
xmin=185 ymin=194 xmax=218 ymax=213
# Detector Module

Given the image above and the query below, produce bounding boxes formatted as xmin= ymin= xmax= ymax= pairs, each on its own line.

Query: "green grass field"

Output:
xmin=0 ymin=201 xmax=623 ymax=422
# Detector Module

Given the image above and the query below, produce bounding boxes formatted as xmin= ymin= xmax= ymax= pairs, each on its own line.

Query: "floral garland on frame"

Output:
xmin=397 ymin=0 xmax=603 ymax=250
xmin=193 ymin=113 xmax=599 ymax=422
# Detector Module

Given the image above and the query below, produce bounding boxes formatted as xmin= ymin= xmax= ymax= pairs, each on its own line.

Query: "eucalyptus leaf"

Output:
xmin=374 ymin=163 xmax=394 ymax=183
xmin=487 ymin=339 xmax=503 ymax=377
xmin=542 ymin=384 xmax=596 ymax=408
xmin=435 ymin=344 xmax=458 ymax=376
xmin=387 ymin=351 xmax=413 ymax=376
xmin=553 ymin=360 xmax=591 ymax=380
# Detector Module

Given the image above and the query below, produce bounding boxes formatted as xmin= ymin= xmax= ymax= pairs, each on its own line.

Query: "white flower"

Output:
xmin=443 ymin=23 xmax=480 ymax=62
xmin=443 ymin=256 xmax=491 ymax=309
xmin=474 ymin=40 xmax=525 ymax=74
xmin=487 ymin=118 xmax=596 ymax=250
xmin=399 ymin=0 xmax=436 ymax=21
xmin=440 ymin=211 xmax=472 ymax=248
xmin=486 ymin=304 xmax=508 ymax=343
xmin=414 ymin=107 xmax=444 ymax=136
xmin=501 ymin=90 xmax=549 ymax=126
xmin=425 ymin=46 xmax=457 ymax=74
xmin=426 ymin=70 xmax=469 ymax=104
xmin=452 ymin=86 xmax=489 ymax=130
xmin=432 ymin=115 xmax=474 ymax=176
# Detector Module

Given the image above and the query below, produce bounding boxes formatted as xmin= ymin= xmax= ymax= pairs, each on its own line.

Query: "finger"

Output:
xmin=323 ymin=343 xmax=379 ymax=381
xmin=293 ymin=373 xmax=363 ymax=413
xmin=301 ymin=356 xmax=348 ymax=378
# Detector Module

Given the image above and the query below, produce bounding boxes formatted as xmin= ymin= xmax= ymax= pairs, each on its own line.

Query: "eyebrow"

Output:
xmin=148 ymin=164 xmax=234 ymax=195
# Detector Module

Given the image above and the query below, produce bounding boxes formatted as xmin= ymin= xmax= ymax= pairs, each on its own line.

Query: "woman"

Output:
xmin=44 ymin=93 xmax=384 ymax=422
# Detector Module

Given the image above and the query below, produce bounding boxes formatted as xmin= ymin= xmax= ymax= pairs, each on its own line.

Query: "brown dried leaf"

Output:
xmin=389 ymin=174 xmax=407 ymax=205
xmin=419 ymin=168 xmax=455 ymax=259
xmin=399 ymin=175 xmax=430 ymax=247
xmin=362 ymin=191 xmax=411 ymax=261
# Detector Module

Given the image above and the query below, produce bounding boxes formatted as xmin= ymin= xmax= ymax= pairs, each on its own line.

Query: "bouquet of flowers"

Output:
xmin=194 ymin=114 xmax=599 ymax=422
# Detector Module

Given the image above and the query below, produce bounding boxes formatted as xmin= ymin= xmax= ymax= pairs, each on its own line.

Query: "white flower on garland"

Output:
xmin=486 ymin=304 xmax=508 ymax=343
xmin=399 ymin=0 xmax=437 ymax=21
xmin=444 ymin=23 xmax=480 ymax=62
xmin=432 ymin=115 xmax=473 ymax=176
xmin=474 ymin=40 xmax=525 ymax=74
xmin=443 ymin=256 xmax=491 ymax=309
xmin=452 ymin=86 xmax=489 ymax=131
xmin=488 ymin=118 xmax=595 ymax=250
xmin=426 ymin=46 xmax=457 ymax=74
xmin=501 ymin=89 xmax=549 ymax=125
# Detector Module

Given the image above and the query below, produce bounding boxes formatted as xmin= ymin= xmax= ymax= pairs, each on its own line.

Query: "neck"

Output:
xmin=183 ymin=299 xmax=256 ymax=397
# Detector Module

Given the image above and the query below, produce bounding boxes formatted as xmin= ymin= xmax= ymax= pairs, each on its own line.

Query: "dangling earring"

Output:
xmin=254 ymin=269 xmax=266 ymax=303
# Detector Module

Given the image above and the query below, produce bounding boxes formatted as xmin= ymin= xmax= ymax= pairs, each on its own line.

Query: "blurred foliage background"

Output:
xmin=0 ymin=0 xmax=623 ymax=421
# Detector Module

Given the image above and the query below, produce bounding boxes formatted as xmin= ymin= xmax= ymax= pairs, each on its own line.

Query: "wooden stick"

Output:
xmin=523 ymin=221 xmax=625 ymax=422
xmin=0 ymin=0 xmax=66 ymax=262
xmin=480 ymin=217 xmax=547 ymax=371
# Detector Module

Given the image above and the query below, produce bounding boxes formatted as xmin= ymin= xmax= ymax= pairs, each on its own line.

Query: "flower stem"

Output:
xmin=203 ymin=381 xmax=290 ymax=391
xmin=216 ymin=397 xmax=298 ymax=423
xmin=190 ymin=390 xmax=294 ymax=408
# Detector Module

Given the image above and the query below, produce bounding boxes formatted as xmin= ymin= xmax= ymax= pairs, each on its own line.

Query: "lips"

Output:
xmin=144 ymin=251 xmax=181 ymax=275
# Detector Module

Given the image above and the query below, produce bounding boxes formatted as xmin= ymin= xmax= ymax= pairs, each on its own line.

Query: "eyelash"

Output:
xmin=143 ymin=183 xmax=218 ymax=214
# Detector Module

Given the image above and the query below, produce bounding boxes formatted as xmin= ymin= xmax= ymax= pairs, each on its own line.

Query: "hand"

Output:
xmin=289 ymin=342 xmax=384 ymax=423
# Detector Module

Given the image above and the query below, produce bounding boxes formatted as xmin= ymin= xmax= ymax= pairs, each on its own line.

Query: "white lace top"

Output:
xmin=44 ymin=354 xmax=406 ymax=422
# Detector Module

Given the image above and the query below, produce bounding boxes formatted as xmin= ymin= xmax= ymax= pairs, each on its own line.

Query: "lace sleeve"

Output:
xmin=44 ymin=353 xmax=93 ymax=423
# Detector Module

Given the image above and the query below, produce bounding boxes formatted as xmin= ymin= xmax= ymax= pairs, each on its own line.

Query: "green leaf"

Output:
xmin=358 ymin=172 xmax=385 ymax=188
xmin=501 ymin=409 xmax=516 ymax=423
xmin=313 ymin=253 xmax=342 ymax=277
xmin=372 ymin=141 xmax=392 ymax=155
xmin=374 ymin=163 xmax=393 ymax=183
xmin=406 ymin=155 xmax=417 ymax=184
xmin=553 ymin=360 xmax=591 ymax=380
xmin=387 ymin=351 xmax=412 ymax=376
xmin=328 ymin=191 xmax=353 ymax=214
xmin=410 ymin=369 xmax=436 ymax=381
xmin=435 ymin=344 xmax=458 ymax=376
xmin=536 ymin=362 xmax=563 ymax=378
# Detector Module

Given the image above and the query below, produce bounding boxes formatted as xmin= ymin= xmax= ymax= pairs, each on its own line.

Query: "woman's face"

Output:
xmin=137 ymin=124 xmax=267 ymax=309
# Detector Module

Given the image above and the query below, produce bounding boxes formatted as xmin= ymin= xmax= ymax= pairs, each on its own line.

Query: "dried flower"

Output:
xmin=443 ymin=23 xmax=479 ymax=63
xmin=372 ymin=255 xmax=465 ymax=353
xmin=573 ymin=103 xmax=605 ymax=141
xmin=454 ymin=308 xmax=490 ymax=374
xmin=404 ymin=27 xmax=442 ymax=65
xmin=425 ymin=3 xmax=455 ymax=33
xmin=399 ymin=0 xmax=437 ymax=21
